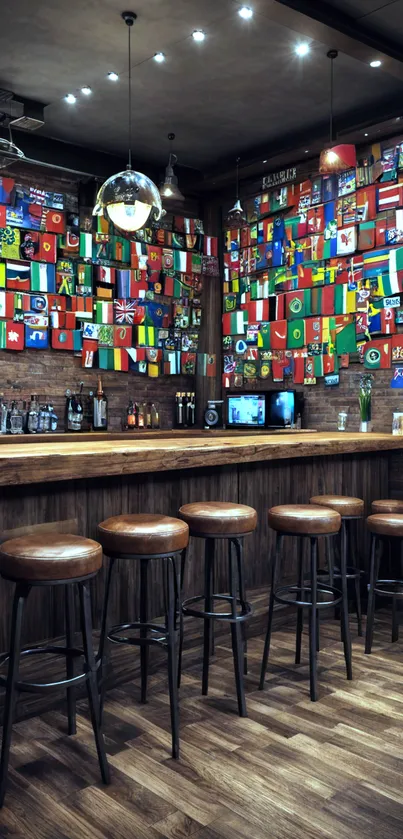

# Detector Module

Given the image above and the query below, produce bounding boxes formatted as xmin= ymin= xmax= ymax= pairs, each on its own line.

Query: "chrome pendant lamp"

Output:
xmin=226 ymin=157 xmax=246 ymax=225
xmin=93 ymin=11 xmax=163 ymax=232
xmin=159 ymin=133 xmax=185 ymax=203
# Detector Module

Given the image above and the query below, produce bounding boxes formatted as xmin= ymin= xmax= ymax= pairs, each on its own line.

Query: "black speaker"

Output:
xmin=204 ymin=400 xmax=224 ymax=429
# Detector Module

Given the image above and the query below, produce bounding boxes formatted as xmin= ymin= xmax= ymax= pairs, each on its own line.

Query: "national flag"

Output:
xmin=381 ymin=307 xmax=396 ymax=335
xmin=311 ymin=234 xmax=324 ymax=261
xmin=243 ymin=299 xmax=269 ymax=322
xmin=25 ymin=324 xmax=48 ymax=348
xmin=386 ymin=209 xmax=403 ymax=244
xmin=307 ymin=205 xmax=325 ymax=235
xmin=114 ymin=299 xmax=145 ymax=325
xmin=0 ymin=291 xmax=15 ymax=319
xmin=276 ymin=293 xmax=285 ymax=320
xmin=98 ymin=348 xmax=114 ymax=370
xmin=269 ymin=320 xmax=287 ymax=349
xmin=30 ymin=262 xmax=56 ymax=293
xmin=222 ymin=310 xmax=248 ymax=335
xmin=363 ymin=249 xmax=390 ymax=279
xmin=6 ymin=261 xmax=30 ymax=291
xmin=364 ymin=338 xmax=392 ymax=369
xmin=306 ymin=317 xmax=322 ymax=343
xmin=358 ymin=221 xmax=376 ymax=251
xmin=0 ymin=320 xmax=24 ymax=349
xmin=147 ymin=245 xmax=162 ymax=272
xmin=77 ymin=263 xmax=92 ymax=293
xmin=250 ymin=276 xmax=269 ymax=299
xmin=112 ymin=236 xmax=130 ymax=263
xmin=115 ymin=268 xmax=133 ymax=298
xmin=323 ymin=203 xmax=337 ymax=258
xmin=1 ymin=226 xmax=20 ymax=259
xmin=311 ymin=285 xmax=335 ymax=316
xmin=137 ymin=324 xmax=156 ymax=347
xmin=94 ymin=300 xmax=113 ymax=324
xmin=96 ymin=265 xmax=115 ymax=286
xmin=131 ymin=240 xmax=147 ymax=269
xmin=392 ymin=334 xmax=403 ymax=362
xmin=114 ymin=325 xmax=132 ymax=347
xmin=377 ymin=183 xmax=403 ymax=210
xmin=285 ymin=289 xmax=311 ymax=319
xmin=0 ymin=261 xmax=4 ymax=290
xmin=336 ymin=226 xmax=356 ymax=255
xmin=389 ymin=248 xmax=403 ymax=293
xmin=51 ymin=329 xmax=82 ymax=351
xmin=163 ymin=350 xmax=181 ymax=375
xmin=173 ymin=250 xmax=190 ymax=273
xmin=72 ymin=296 xmax=93 ymax=320
xmin=335 ymin=320 xmax=357 ymax=354
xmin=287 ymin=318 xmax=305 ymax=349
xmin=356 ymin=185 xmax=377 ymax=222
xmin=82 ymin=339 xmax=96 ymax=368
xmin=257 ymin=323 xmax=271 ymax=349
xmin=113 ymin=348 xmax=129 ymax=371
xmin=42 ymin=209 xmax=66 ymax=234
xmin=203 ymin=236 xmax=218 ymax=256
xmin=163 ymin=274 xmax=183 ymax=298
xmin=38 ymin=233 xmax=56 ymax=263
xmin=0 ymin=178 xmax=14 ymax=205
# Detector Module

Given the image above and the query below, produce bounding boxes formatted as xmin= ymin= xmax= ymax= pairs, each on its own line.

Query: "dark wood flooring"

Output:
xmin=1 ymin=608 xmax=403 ymax=839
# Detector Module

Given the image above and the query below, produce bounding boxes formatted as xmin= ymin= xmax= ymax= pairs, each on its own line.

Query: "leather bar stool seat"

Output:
xmin=179 ymin=502 xmax=257 ymax=536
xmin=0 ymin=532 xmax=109 ymax=807
xmin=98 ymin=514 xmax=189 ymax=556
xmin=367 ymin=513 xmax=403 ymax=537
xmin=372 ymin=499 xmax=403 ymax=515
xmin=366 ymin=513 xmax=403 ymax=653
xmin=0 ymin=534 xmax=102 ymax=582
xmin=268 ymin=504 xmax=341 ymax=535
xmin=310 ymin=495 xmax=364 ymax=518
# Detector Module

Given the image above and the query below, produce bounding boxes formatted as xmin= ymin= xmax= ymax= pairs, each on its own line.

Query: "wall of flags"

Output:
xmin=0 ymin=176 xmax=219 ymax=377
xmin=222 ymin=142 xmax=403 ymax=387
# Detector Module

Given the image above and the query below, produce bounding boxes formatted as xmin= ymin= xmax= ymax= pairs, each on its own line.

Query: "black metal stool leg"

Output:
xmin=98 ymin=556 xmax=116 ymax=721
xmin=166 ymin=557 xmax=180 ymax=758
xmin=340 ymin=522 xmax=353 ymax=680
xmin=259 ymin=533 xmax=282 ymax=690
xmin=65 ymin=584 xmax=77 ymax=735
xmin=365 ymin=534 xmax=378 ymax=654
xmin=202 ymin=538 xmax=214 ymax=696
xmin=349 ymin=520 xmax=363 ymax=637
xmin=229 ymin=540 xmax=247 ymax=717
xmin=78 ymin=582 xmax=110 ymax=785
xmin=140 ymin=558 xmax=149 ymax=704
xmin=210 ymin=556 xmax=215 ymax=657
xmin=309 ymin=537 xmax=318 ymax=702
xmin=295 ymin=536 xmax=304 ymax=665
xmin=234 ymin=537 xmax=248 ymax=675
xmin=0 ymin=584 xmax=29 ymax=808
xmin=178 ymin=548 xmax=186 ymax=689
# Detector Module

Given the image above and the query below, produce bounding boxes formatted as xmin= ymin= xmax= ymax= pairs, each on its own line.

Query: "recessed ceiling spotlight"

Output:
xmin=81 ymin=86 xmax=92 ymax=95
xmin=192 ymin=30 xmax=205 ymax=42
xmin=370 ymin=59 xmax=382 ymax=68
xmin=295 ymin=43 xmax=310 ymax=57
xmin=108 ymin=71 xmax=119 ymax=81
xmin=65 ymin=93 xmax=77 ymax=104
xmin=239 ymin=6 xmax=253 ymax=19
xmin=263 ymin=159 xmax=267 ymax=163
xmin=305 ymin=150 xmax=309 ymax=153
xmin=396 ymin=117 xmax=401 ymax=121
xmin=154 ymin=52 xmax=166 ymax=63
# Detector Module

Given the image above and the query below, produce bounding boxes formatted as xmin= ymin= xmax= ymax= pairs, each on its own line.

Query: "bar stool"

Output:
xmin=97 ymin=514 xmax=189 ymax=759
xmin=259 ymin=505 xmax=352 ymax=701
xmin=309 ymin=495 xmax=364 ymax=636
xmin=178 ymin=502 xmax=257 ymax=717
xmin=365 ymin=513 xmax=403 ymax=653
xmin=0 ymin=533 xmax=109 ymax=807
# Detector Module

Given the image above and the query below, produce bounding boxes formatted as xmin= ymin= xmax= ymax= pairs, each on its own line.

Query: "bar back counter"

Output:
xmin=0 ymin=430 xmax=401 ymax=674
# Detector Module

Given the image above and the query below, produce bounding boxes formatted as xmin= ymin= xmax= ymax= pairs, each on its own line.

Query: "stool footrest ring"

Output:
xmin=372 ymin=579 xmax=403 ymax=598
xmin=182 ymin=593 xmax=252 ymax=623
xmin=0 ymin=645 xmax=95 ymax=694
xmin=274 ymin=583 xmax=342 ymax=609
xmin=107 ymin=621 xmax=169 ymax=649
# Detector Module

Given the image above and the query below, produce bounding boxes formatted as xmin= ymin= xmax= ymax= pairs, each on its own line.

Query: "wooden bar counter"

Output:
xmin=0 ymin=429 xmax=402 ymax=662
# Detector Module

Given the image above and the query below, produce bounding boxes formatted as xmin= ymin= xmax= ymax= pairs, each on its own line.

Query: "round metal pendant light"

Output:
xmin=226 ymin=157 xmax=246 ymax=225
xmin=159 ymin=133 xmax=185 ymax=204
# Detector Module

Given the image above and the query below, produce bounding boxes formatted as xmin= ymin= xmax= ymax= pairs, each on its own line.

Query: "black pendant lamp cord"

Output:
xmin=236 ymin=157 xmax=240 ymax=201
xmin=327 ymin=49 xmax=338 ymax=145
xmin=128 ymin=20 xmax=132 ymax=169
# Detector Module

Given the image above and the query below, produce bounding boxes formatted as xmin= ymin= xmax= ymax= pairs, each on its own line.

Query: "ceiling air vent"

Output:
xmin=10 ymin=114 xmax=44 ymax=131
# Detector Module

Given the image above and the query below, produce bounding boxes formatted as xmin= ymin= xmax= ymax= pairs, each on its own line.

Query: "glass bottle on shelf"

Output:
xmin=93 ymin=378 xmax=108 ymax=431
xmin=176 ymin=392 xmax=184 ymax=427
xmin=10 ymin=401 xmax=24 ymax=435
xmin=38 ymin=404 xmax=51 ymax=433
xmin=146 ymin=402 xmax=152 ymax=429
xmin=126 ymin=400 xmax=136 ymax=430
xmin=49 ymin=404 xmax=58 ymax=432
xmin=0 ymin=394 xmax=8 ymax=434
xmin=27 ymin=394 xmax=39 ymax=434
xmin=151 ymin=402 xmax=160 ymax=429
xmin=137 ymin=402 xmax=145 ymax=429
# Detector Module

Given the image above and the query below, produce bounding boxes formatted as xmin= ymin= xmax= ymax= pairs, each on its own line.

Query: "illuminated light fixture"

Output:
xmin=319 ymin=50 xmax=356 ymax=174
xmin=159 ymin=133 xmax=185 ymax=203
xmin=263 ymin=159 xmax=267 ymax=163
xmin=65 ymin=93 xmax=77 ymax=104
xmin=238 ymin=6 xmax=253 ymax=19
xmin=93 ymin=12 xmax=163 ymax=232
xmin=154 ymin=52 xmax=165 ymax=62
xmin=192 ymin=29 xmax=205 ymax=41
xmin=226 ymin=157 xmax=246 ymax=225
xmin=370 ymin=59 xmax=382 ymax=68
xmin=108 ymin=71 xmax=119 ymax=80
xmin=81 ymin=86 xmax=92 ymax=95
xmin=364 ymin=132 xmax=369 ymax=137
xmin=295 ymin=42 xmax=309 ymax=56
xmin=305 ymin=149 xmax=309 ymax=153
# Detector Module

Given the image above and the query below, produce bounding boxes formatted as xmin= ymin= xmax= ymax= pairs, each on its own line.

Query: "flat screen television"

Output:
xmin=266 ymin=390 xmax=295 ymax=428
xmin=226 ymin=393 xmax=266 ymax=428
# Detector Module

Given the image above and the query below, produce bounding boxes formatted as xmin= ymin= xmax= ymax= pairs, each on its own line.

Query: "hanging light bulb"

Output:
xmin=319 ymin=50 xmax=356 ymax=174
xmin=93 ymin=12 xmax=163 ymax=231
xmin=226 ymin=157 xmax=246 ymax=225
xmin=159 ymin=133 xmax=185 ymax=203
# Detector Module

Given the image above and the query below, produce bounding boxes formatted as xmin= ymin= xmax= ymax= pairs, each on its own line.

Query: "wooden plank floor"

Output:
xmin=1 ymin=611 xmax=403 ymax=838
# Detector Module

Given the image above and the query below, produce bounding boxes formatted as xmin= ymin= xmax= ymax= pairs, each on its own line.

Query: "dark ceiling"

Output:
xmin=0 ymin=0 xmax=403 ymax=179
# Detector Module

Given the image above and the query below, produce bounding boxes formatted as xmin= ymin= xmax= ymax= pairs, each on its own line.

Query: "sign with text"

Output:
xmin=262 ymin=167 xmax=297 ymax=190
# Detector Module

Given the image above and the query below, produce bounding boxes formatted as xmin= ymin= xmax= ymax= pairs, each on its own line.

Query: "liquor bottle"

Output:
xmin=176 ymin=392 xmax=184 ymax=427
xmin=182 ymin=392 xmax=188 ymax=427
xmin=93 ymin=378 xmax=108 ymax=431
xmin=10 ymin=401 xmax=24 ymax=435
xmin=87 ymin=390 xmax=94 ymax=431
xmin=0 ymin=394 xmax=7 ymax=435
xmin=27 ymin=394 xmax=39 ymax=434
xmin=151 ymin=402 xmax=160 ymax=429
xmin=21 ymin=400 xmax=28 ymax=433
xmin=49 ymin=404 xmax=58 ymax=432
xmin=127 ymin=400 xmax=136 ymax=430
xmin=186 ymin=392 xmax=193 ymax=427
xmin=65 ymin=390 xmax=83 ymax=432
xmin=137 ymin=402 xmax=145 ymax=429
xmin=146 ymin=402 xmax=152 ymax=429
xmin=38 ymin=404 xmax=51 ymax=433
xmin=189 ymin=392 xmax=196 ymax=427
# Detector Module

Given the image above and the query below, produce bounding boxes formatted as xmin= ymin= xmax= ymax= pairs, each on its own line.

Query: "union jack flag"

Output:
xmin=114 ymin=299 xmax=145 ymax=325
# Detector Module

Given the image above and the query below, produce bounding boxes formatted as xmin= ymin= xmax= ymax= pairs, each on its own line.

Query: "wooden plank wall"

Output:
xmin=0 ymin=450 xmax=391 ymax=652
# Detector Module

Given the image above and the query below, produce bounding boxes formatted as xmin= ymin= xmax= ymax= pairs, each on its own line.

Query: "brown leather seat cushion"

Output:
xmin=268 ymin=504 xmax=341 ymax=535
xmin=372 ymin=499 xmax=403 ymax=515
xmin=98 ymin=514 xmax=189 ymax=555
xmin=0 ymin=534 xmax=102 ymax=582
xmin=367 ymin=513 xmax=403 ymax=537
xmin=310 ymin=495 xmax=364 ymax=517
xmin=179 ymin=502 xmax=257 ymax=536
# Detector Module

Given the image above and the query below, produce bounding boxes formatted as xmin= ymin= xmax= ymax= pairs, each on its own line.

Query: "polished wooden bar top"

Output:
xmin=0 ymin=431 xmax=402 ymax=486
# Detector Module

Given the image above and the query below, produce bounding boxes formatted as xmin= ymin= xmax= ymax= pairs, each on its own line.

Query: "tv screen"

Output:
xmin=227 ymin=394 xmax=266 ymax=427
xmin=267 ymin=391 xmax=295 ymax=428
